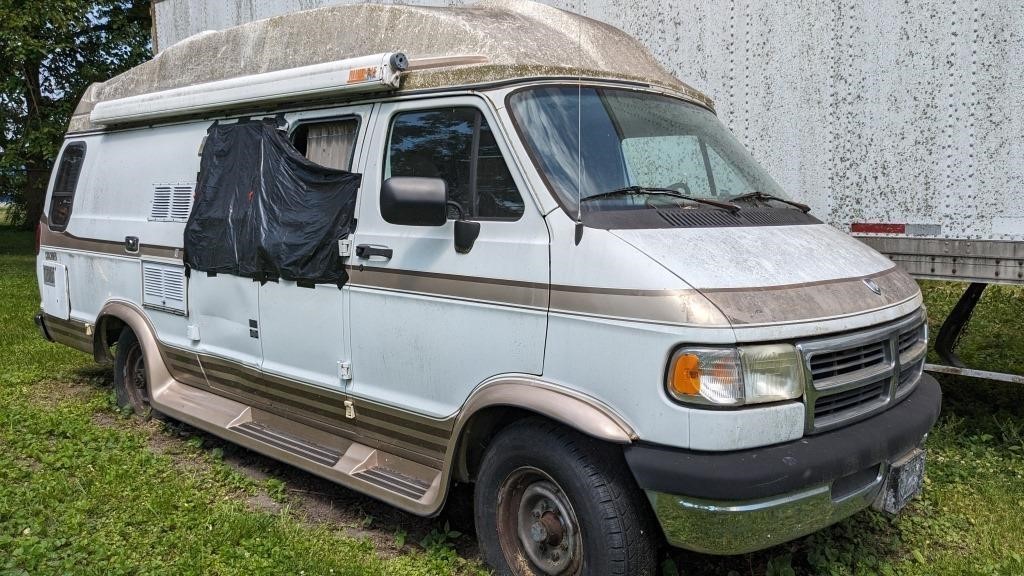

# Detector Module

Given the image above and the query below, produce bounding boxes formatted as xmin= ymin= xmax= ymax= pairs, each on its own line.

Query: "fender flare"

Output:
xmin=93 ymin=299 xmax=176 ymax=399
xmin=446 ymin=376 xmax=637 ymax=483
xmin=454 ymin=376 xmax=637 ymax=443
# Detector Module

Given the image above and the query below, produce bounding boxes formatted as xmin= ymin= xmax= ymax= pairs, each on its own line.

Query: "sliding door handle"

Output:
xmin=355 ymin=244 xmax=393 ymax=260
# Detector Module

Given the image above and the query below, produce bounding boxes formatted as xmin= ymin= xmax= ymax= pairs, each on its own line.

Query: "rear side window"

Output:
xmin=385 ymin=107 xmax=523 ymax=220
xmin=49 ymin=142 xmax=87 ymax=230
xmin=292 ymin=118 xmax=360 ymax=170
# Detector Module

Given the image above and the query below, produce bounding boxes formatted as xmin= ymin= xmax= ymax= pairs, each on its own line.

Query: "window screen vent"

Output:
xmin=150 ymin=184 xmax=194 ymax=222
xmin=142 ymin=262 xmax=187 ymax=314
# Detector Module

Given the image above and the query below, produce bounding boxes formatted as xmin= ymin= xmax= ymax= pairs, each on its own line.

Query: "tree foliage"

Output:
xmin=1 ymin=0 xmax=151 ymax=227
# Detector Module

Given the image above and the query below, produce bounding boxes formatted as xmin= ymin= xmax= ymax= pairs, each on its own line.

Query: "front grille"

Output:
xmin=898 ymin=331 xmax=918 ymax=356
xmin=898 ymin=359 xmax=925 ymax=391
xmin=799 ymin=310 xmax=928 ymax=433
xmin=813 ymin=378 xmax=887 ymax=420
xmin=896 ymin=322 xmax=927 ymax=395
xmin=809 ymin=342 xmax=887 ymax=381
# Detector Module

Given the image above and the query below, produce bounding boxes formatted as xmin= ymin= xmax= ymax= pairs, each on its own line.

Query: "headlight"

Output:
xmin=666 ymin=344 xmax=804 ymax=406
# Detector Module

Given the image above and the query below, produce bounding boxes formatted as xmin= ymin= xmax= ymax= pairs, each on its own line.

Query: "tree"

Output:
xmin=0 ymin=0 xmax=151 ymax=228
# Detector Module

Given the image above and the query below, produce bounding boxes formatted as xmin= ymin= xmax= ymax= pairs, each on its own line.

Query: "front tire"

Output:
xmin=474 ymin=418 xmax=659 ymax=576
xmin=113 ymin=328 xmax=150 ymax=415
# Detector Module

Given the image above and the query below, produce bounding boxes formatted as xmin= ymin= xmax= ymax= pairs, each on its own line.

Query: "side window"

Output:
xmin=292 ymin=118 xmax=359 ymax=170
xmin=48 ymin=142 xmax=87 ymax=231
xmin=385 ymin=107 xmax=524 ymax=220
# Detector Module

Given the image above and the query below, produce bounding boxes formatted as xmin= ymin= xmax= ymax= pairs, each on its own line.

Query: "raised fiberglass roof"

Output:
xmin=69 ymin=0 xmax=712 ymax=133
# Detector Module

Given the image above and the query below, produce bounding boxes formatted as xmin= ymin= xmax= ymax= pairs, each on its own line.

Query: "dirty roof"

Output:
xmin=68 ymin=0 xmax=712 ymax=133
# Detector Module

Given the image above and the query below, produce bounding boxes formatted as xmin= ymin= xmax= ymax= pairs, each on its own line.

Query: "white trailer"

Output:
xmin=151 ymin=0 xmax=1023 ymax=382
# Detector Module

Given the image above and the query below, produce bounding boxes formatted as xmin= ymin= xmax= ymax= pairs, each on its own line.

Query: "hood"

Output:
xmin=611 ymin=224 xmax=921 ymax=327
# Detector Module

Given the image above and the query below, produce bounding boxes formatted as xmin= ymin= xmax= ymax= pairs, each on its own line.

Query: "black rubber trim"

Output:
xmin=34 ymin=311 xmax=53 ymax=342
xmin=581 ymin=206 xmax=821 ymax=230
xmin=624 ymin=373 xmax=941 ymax=501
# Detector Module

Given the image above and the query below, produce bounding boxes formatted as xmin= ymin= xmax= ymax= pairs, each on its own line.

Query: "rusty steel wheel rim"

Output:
xmin=123 ymin=341 xmax=149 ymax=411
xmin=496 ymin=466 xmax=582 ymax=576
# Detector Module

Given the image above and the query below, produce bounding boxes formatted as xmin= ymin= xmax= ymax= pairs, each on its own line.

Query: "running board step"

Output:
xmin=150 ymin=378 xmax=444 ymax=515
xmin=232 ymin=421 xmax=342 ymax=467
xmin=353 ymin=467 xmax=431 ymax=500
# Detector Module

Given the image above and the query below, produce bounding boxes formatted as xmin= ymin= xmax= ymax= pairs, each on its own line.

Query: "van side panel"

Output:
xmin=40 ymin=122 xmax=209 ymax=352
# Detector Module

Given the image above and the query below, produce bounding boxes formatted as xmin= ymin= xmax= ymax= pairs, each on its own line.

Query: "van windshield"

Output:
xmin=508 ymin=86 xmax=788 ymax=215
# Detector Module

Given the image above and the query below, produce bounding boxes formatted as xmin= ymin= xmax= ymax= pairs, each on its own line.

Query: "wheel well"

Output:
xmin=454 ymin=407 xmax=618 ymax=484
xmin=93 ymin=314 xmax=128 ymax=363
xmin=454 ymin=406 xmax=531 ymax=483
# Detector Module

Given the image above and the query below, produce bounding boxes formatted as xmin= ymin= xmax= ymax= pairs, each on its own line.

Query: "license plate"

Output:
xmin=873 ymin=448 xmax=926 ymax=514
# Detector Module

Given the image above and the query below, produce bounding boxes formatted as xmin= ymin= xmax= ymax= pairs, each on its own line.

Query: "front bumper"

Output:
xmin=627 ymin=373 xmax=941 ymax=555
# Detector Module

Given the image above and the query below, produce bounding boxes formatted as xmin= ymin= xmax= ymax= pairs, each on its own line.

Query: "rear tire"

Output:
xmin=113 ymin=328 xmax=151 ymax=416
xmin=473 ymin=418 xmax=659 ymax=576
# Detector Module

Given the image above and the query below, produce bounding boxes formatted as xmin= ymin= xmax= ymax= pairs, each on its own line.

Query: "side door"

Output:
xmin=347 ymin=96 xmax=550 ymax=418
xmin=257 ymin=106 xmax=373 ymax=389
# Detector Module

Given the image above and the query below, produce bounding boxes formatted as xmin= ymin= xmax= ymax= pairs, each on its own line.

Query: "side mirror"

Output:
xmin=380 ymin=177 xmax=447 ymax=226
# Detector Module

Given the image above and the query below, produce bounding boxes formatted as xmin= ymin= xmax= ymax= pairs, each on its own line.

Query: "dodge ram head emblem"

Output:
xmin=863 ymin=278 xmax=882 ymax=295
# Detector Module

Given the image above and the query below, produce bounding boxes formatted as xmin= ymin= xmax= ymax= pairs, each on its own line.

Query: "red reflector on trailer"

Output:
xmin=851 ymin=222 xmax=906 ymax=234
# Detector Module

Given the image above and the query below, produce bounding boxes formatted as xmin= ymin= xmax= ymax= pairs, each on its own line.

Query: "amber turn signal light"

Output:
xmin=669 ymin=353 xmax=701 ymax=396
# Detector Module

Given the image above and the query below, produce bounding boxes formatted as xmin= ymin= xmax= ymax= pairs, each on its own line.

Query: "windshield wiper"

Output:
xmin=728 ymin=191 xmax=811 ymax=213
xmin=582 ymin=186 xmax=741 ymax=213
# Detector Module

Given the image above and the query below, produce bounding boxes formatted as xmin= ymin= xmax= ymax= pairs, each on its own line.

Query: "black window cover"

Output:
xmin=184 ymin=119 xmax=361 ymax=285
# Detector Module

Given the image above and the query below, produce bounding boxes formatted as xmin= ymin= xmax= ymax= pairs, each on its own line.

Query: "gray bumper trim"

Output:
xmin=649 ymin=451 xmax=914 ymax=555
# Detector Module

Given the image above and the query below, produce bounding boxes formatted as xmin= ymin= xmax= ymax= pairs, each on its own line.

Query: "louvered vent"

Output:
xmin=142 ymin=262 xmax=187 ymax=314
xmin=149 ymin=184 xmax=194 ymax=222
xmin=656 ymin=208 xmax=817 ymax=228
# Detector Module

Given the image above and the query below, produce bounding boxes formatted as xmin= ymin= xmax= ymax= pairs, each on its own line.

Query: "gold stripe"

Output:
xmin=348 ymin=266 xmax=917 ymax=326
xmin=702 ymin=267 xmax=918 ymax=325
xmin=549 ymin=287 xmax=717 ymax=326
xmin=347 ymin=265 xmax=547 ymax=310
xmin=43 ymin=315 xmax=93 ymax=353
xmin=160 ymin=344 xmax=452 ymax=464
xmin=41 ymin=229 xmax=916 ymax=327
xmin=40 ymin=226 xmax=181 ymax=259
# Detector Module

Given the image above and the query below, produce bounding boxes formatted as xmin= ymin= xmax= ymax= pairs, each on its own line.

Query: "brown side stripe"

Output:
xmin=162 ymin=346 xmax=452 ymax=464
xmin=41 ymin=229 xmax=917 ymax=327
xmin=44 ymin=316 xmax=93 ymax=353
xmin=347 ymin=265 xmax=548 ymax=310
xmin=702 ymin=267 xmax=919 ymax=325
xmin=40 ymin=226 xmax=181 ymax=259
xmin=165 ymin=363 xmax=449 ymax=466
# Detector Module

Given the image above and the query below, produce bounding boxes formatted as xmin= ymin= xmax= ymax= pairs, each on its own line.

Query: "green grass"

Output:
xmin=0 ymin=226 xmax=485 ymax=576
xmin=2 ymin=224 xmax=1023 ymax=575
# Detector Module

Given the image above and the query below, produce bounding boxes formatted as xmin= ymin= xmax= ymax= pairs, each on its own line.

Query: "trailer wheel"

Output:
xmin=114 ymin=328 xmax=151 ymax=416
xmin=474 ymin=418 xmax=658 ymax=576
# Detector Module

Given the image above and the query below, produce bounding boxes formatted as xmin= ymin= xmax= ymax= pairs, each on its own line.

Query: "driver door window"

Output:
xmin=385 ymin=107 xmax=524 ymax=220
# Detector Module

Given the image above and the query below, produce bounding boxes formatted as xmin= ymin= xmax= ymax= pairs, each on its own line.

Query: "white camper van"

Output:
xmin=35 ymin=2 xmax=940 ymax=574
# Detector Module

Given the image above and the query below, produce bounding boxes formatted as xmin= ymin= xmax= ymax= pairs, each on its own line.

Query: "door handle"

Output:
xmin=355 ymin=244 xmax=393 ymax=260
xmin=124 ymin=236 xmax=139 ymax=253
